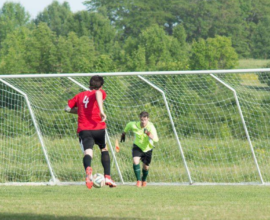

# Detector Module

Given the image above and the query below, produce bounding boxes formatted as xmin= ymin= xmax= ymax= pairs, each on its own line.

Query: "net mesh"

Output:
xmin=0 ymin=71 xmax=269 ymax=184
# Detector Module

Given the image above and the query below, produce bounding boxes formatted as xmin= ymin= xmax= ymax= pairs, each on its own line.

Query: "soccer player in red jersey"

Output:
xmin=65 ymin=75 xmax=116 ymax=189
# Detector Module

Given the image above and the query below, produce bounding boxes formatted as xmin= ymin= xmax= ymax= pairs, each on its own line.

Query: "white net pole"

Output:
xmin=210 ymin=74 xmax=264 ymax=184
xmin=138 ymin=75 xmax=193 ymax=184
xmin=0 ymin=79 xmax=57 ymax=184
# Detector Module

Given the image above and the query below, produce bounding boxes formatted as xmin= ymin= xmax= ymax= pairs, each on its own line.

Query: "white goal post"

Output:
xmin=1 ymin=69 xmax=270 ymax=186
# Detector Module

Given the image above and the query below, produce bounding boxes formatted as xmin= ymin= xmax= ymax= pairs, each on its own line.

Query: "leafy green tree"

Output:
xmin=71 ymin=11 xmax=116 ymax=54
xmin=94 ymin=55 xmax=116 ymax=72
xmin=139 ymin=25 xmax=171 ymax=68
xmin=251 ymin=16 xmax=270 ymax=59
xmin=171 ymin=24 xmax=189 ymax=68
xmin=189 ymin=35 xmax=239 ymax=99
xmin=210 ymin=0 xmax=250 ymax=57
xmin=176 ymin=0 xmax=250 ymax=57
xmin=173 ymin=24 xmax=187 ymax=48
xmin=83 ymin=0 xmax=182 ymax=38
xmin=246 ymin=0 xmax=270 ymax=24
xmin=34 ymin=0 xmax=74 ymax=36
xmin=0 ymin=2 xmax=31 ymax=46
xmin=122 ymin=25 xmax=167 ymax=70
xmin=124 ymin=45 xmax=146 ymax=71
xmin=54 ymin=35 xmax=73 ymax=73
xmin=66 ymin=32 xmax=97 ymax=73
xmin=0 ymin=27 xmax=31 ymax=74
xmin=121 ymin=25 xmax=189 ymax=71
xmin=0 ymin=23 xmax=99 ymax=74
xmin=177 ymin=0 xmax=215 ymax=42
xmin=190 ymin=35 xmax=238 ymax=70
xmin=169 ymin=0 xmax=270 ymax=58
xmin=25 ymin=23 xmax=58 ymax=73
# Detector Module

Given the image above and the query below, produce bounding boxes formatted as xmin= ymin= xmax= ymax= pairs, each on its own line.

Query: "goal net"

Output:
xmin=0 ymin=69 xmax=269 ymax=185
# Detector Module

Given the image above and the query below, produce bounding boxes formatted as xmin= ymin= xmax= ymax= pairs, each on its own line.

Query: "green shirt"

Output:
xmin=124 ymin=121 xmax=159 ymax=152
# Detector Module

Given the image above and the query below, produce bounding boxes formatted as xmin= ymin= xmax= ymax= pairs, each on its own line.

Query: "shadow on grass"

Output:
xmin=0 ymin=213 xmax=146 ymax=220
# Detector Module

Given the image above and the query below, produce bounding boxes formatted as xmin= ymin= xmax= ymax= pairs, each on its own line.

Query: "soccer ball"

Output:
xmin=93 ymin=173 xmax=105 ymax=188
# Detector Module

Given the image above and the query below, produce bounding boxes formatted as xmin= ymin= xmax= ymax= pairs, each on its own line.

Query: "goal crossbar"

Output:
xmin=0 ymin=68 xmax=270 ymax=78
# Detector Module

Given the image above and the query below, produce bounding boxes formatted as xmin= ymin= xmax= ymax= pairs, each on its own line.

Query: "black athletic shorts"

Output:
xmin=79 ymin=129 xmax=106 ymax=151
xmin=132 ymin=144 xmax=153 ymax=166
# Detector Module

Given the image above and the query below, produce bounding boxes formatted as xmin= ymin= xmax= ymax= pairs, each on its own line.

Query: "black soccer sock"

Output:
xmin=101 ymin=151 xmax=110 ymax=176
xmin=133 ymin=164 xmax=141 ymax=181
xmin=83 ymin=155 xmax=92 ymax=170
xmin=142 ymin=169 xmax=149 ymax=181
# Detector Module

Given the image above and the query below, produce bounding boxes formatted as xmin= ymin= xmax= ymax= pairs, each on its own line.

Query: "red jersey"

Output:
xmin=68 ymin=89 xmax=106 ymax=132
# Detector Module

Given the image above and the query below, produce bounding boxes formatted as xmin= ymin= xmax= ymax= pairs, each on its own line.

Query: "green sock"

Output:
xmin=133 ymin=164 xmax=141 ymax=181
xmin=142 ymin=169 xmax=149 ymax=181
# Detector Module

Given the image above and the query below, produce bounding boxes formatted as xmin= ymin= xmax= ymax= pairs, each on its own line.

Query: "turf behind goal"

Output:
xmin=0 ymin=69 xmax=270 ymax=185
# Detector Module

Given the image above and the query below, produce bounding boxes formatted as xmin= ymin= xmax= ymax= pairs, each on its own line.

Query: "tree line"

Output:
xmin=1 ymin=0 xmax=270 ymax=75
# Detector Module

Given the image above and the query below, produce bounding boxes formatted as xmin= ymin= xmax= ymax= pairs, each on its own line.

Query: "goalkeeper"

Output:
xmin=121 ymin=111 xmax=159 ymax=187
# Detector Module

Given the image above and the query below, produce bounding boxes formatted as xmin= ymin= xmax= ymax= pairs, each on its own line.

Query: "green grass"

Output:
xmin=0 ymin=185 xmax=269 ymax=220
xmin=238 ymin=59 xmax=270 ymax=69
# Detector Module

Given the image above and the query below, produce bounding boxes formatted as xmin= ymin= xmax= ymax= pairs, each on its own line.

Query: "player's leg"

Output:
xmin=100 ymin=147 xmax=116 ymax=187
xmin=79 ymin=130 xmax=95 ymax=189
xmin=132 ymin=144 xmax=143 ymax=187
xmin=142 ymin=164 xmax=149 ymax=187
xmin=84 ymin=149 xmax=93 ymax=189
xmin=94 ymin=129 xmax=116 ymax=187
xmin=141 ymin=149 xmax=153 ymax=187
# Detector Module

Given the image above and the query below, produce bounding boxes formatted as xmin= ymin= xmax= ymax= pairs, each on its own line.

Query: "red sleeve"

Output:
xmin=68 ymin=95 xmax=78 ymax=108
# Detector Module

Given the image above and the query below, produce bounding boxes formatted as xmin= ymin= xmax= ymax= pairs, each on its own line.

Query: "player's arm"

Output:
xmin=96 ymin=90 xmax=106 ymax=122
xmin=144 ymin=129 xmax=154 ymax=140
xmin=120 ymin=122 xmax=133 ymax=142
xmin=65 ymin=95 xmax=78 ymax=114
xmin=144 ymin=124 xmax=159 ymax=142
xmin=64 ymin=105 xmax=78 ymax=114
xmin=151 ymin=125 xmax=159 ymax=142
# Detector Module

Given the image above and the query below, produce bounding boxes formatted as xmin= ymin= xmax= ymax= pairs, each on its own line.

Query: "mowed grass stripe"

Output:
xmin=0 ymin=185 xmax=269 ymax=220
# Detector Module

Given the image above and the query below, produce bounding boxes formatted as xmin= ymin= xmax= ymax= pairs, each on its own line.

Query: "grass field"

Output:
xmin=238 ymin=59 xmax=270 ymax=69
xmin=0 ymin=185 xmax=270 ymax=220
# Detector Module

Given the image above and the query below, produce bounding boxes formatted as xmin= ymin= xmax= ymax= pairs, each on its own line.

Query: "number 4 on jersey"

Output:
xmin=83 ymin=96 xmax=89 ymax=108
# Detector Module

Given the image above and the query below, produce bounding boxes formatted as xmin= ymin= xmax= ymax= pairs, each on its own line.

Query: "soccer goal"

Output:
xmin=1 ymin=69 xmax=270 ymax=186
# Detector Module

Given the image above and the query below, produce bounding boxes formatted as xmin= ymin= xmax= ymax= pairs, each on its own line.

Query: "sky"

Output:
xmin=0 ymin=0 xmax=87 ymax=18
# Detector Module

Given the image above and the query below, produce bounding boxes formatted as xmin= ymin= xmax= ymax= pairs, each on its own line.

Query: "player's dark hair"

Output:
xmin=139 ymin=111 xmax=149 ymax=118
xmin=89 ymin=75 xmax=104 ymax=90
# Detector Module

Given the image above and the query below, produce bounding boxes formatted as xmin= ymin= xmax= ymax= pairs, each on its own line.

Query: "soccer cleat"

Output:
xmin=85 ymin=166 xmax=93 ymax=189
xmin=105 ymin=175 xmax=117 ymax=188
xmin=136 ymin=180 xmax=142 ymax=187
xmin=142 ymin=181 xmax=147 ymax=187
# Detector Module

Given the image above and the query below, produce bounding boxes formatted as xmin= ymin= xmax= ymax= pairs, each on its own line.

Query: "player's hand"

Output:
xmin=144 ymin=128 xmax=151 ymax=136
xmin=120 ymin=133 xmax=125 ymax=142
xmin=100 ymin=112 xmax=107 ymax=122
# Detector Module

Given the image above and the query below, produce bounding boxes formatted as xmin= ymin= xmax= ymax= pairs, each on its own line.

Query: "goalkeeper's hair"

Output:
xmin=90 ymin=75 xmax=104 ymax=90
xmin=140 ymin=111 xmax=149 ymax=118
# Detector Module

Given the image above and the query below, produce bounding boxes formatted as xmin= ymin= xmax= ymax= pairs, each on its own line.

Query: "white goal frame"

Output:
xmin=1 ymin=68 xmax=270 ymax=186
